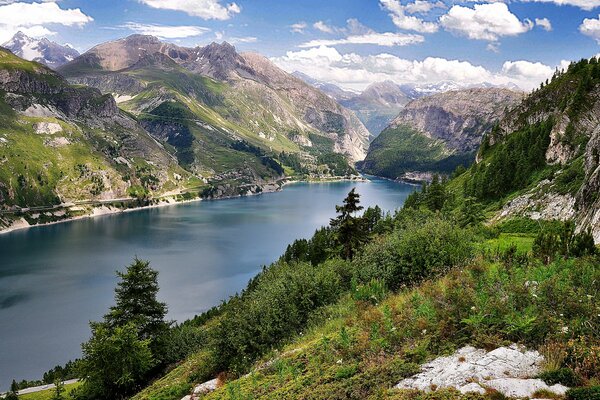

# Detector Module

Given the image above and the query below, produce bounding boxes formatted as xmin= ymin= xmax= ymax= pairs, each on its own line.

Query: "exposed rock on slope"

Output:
xmin=2 ymin=32 xmax=80 ymax=69
xmin=396 ymin=345 xmax=568 ymax=398
xmin=340 ymin=81 xmax=410 ymax=136
xmin=359 ymin=88 xmax=523 ymax=180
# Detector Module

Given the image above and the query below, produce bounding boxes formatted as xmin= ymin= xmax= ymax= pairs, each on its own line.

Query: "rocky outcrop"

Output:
xmin=390 ymin=88 xmax=523 ymax=153
xmin=396 ymin=345 xmax=568 ymax=398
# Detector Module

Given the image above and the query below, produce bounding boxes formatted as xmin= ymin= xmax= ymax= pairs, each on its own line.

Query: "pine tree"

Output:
xmin=330 ymin=188 xmax=364 ymax=260
xmin=105 ymin=258 xmax=170 ymax=343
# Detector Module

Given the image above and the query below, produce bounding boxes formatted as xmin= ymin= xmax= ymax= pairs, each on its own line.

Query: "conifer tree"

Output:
xmin=330 ymin=188 xmax=364 ymax=260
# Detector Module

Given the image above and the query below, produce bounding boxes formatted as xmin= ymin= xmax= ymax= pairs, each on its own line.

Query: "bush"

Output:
xmin=213 ymin=261 xmax=344 ymax=372
xmin=566 ymin=386 xmax=600 ymax=400
xmin=539 ymin=368 xmax=584 ymax=387
xmin=354 ymin=218 xmax=473 ymax=290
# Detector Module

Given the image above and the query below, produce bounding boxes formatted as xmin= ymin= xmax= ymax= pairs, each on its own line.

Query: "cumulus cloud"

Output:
xmin=535 ymin=17 xmax=553 ymax=31
xmin=122 ymin=22 xmax=209 ymax=39
xmin=138 ymin=0 xmax=240 ymax=20
xmin=380 ymin=0 xmax=439 ymax=33
xmin=299 ymin=32 xmax=425 ymax=48
xmin=272 ymin=45 xmax=562 ymax=91
xmin=520 ymin=0 xmax=600 ymax=10
xmin=0 ymin=1 xmax=92 ymax=43
xmin=404 ymin=0 xmax=446 ymax=14
xmin=580 ymin=14 xmax=600 ymax=42
xmin=440 ymin=3 xmax=534 ymax=41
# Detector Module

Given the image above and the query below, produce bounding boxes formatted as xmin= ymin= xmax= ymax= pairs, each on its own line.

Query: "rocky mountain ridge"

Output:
xmin=58 ymin=35 xmax=370 ymax=162
xmin=359 ymin=87 xmax=523 ymax=180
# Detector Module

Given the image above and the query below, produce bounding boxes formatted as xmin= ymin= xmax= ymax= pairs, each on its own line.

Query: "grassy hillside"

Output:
xmin=359 ymin=125 xmax=475 ymax=179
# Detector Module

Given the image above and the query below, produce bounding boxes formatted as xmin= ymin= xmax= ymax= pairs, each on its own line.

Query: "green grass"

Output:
xmin=480 ymin=233 xmax=535 ymax=255
xmin=18 ymin=382 xmax=81 ymax=400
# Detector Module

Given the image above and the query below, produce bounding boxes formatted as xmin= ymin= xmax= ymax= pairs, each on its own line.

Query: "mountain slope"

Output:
xmin=58 ymin=35 xmax=370 ymax=166
xmin=359 ymin=88 xmax=523 ymax=180
xmin=0 ymin=47 xmax=195 ymax=215
xmin=457 ymin=58 xmax=600 ymax=241
xmin=340 ymin=81 xmax=410 ymax=136
xmin=2 ymin=32 xmax=80 ymax=69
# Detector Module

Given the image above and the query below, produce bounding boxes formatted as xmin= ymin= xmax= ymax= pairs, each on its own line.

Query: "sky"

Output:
xmin=2 ymin=0 xmax=600 ymax=91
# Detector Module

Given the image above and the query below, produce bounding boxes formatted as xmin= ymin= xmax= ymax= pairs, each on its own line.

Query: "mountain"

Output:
xmin=2 ymin=32 xmax=80 ymax=69
xmin=0 ymin=47 xmax=195 ymax=221
xmin=358 ymin=88 xmax=523 ymax=180
xmin=58 ymin=35 xmax=370 ymax=166
xmin=457 ymin=58 xmax=600 ymax=241
xmin=291 ymin=71 xmax=357 ymax=101
xmin=340 ymin=81 xmax=411 ymax=136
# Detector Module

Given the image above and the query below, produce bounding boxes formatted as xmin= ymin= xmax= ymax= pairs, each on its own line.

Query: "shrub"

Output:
xmin=354 ymin=218 xmax=473 ymax=290
xmin=566 ymin=386 xmax=600 ymax=400
xmin=539 ymin=368 xmax=584 ymax=387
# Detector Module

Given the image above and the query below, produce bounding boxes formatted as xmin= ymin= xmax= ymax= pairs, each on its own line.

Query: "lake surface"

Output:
xmin=0 ymin=178 xmax=415 ymax=388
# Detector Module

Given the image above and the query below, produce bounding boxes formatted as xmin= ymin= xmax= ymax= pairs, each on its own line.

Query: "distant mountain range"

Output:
xmin=294 ymin=72 xmax=522 ymax=136
xmin=2 ymin=32 xmax=80 ymax=69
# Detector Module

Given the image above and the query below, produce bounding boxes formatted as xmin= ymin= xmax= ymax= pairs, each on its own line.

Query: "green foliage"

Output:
xmin=539 ymin=368 xmax=584 ymax=387
xmin=533 ymin=221 xmax=597 ymax=264
xmin=566 ymin=386 xmax=600 ymax=400
xmin=354 ymin=217 xmax=473 ymax=290
xmin=330 ymin=188 xmax=365 ymax=260
xmin=77 ymin=322 xmax=154 ymax=400
xmin=465 ymin=120 xmax=552 ymax=200
xmin=352 ymin=278 xmax=387 ymax=305
xmin=213 ymin=260 xmax=345 ymax=372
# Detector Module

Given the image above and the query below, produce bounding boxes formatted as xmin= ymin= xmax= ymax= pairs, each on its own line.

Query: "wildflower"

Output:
xmin=336 ymin=359 xmax=343 ymax=364
xmin=561 ymin=326 xmax=569 ymax=334
xmin=471 ymin=306 xmax=476 ymax=311
xmin=421 ymin=329 xmax=427 ymax=335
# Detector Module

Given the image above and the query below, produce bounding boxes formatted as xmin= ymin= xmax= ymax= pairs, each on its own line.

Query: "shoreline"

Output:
xmin=0 ymin=175 xmax=369 ymax=235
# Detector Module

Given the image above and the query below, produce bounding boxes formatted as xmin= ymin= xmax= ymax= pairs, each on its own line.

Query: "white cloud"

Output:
xmin=520 ymin=0 xmax=600 ymax=10
xmin=299 ymin=32 xmax=425 ymax=48
xmin=290 ymin=22 xmax=307 ymax=34
xmin=580 ymin=14 xmax=600 ymax=43
xmin=138 ymin=0 xmax=240 ymax=20
xmin=380 ymin=0 xmax=439 ymax=33
xmin=122 ymin=22 xmax=209 ymax=39
xmin=272 ymin=45 xmax=561 ymax=91
xmin=0 ymin=1 xmax=92 ymax=43
xmin=405 ymin=0 xmax=446 ymax=14
xmin=440 ymin=3 xmax=533 ymax=41
xmin=502 ymin=60 xmax=554 ymax=81
xmin=313 ymin=21 xmax=336 ymax=34
xmin=535 ymin=17 xmax=553 ymax=31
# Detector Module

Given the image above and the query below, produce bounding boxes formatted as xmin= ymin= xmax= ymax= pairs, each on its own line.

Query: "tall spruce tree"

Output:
xmin=330 ymin=188 xmax=364 ymax=260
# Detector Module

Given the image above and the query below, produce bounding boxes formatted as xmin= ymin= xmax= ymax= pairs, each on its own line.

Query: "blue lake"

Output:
xmin=0 ymin=178 xmax=415 ymax=388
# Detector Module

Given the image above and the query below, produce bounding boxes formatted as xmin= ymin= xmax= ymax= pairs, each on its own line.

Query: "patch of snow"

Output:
xmin=112 ymin=94 xmax=133 ymax=103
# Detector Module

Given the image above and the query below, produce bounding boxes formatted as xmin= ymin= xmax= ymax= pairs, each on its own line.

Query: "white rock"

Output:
xmin=34 ymin=122 xmax=62 ymax=134
xmin=193 ymin=378 xmax=218 ymax=395
xmin=395 ymin=344 xmax=552 ymax=397
xmin=459 ymin=382 xmax=486 ymax=394
xmin=486 ymin=378 xmax=568 ymax=398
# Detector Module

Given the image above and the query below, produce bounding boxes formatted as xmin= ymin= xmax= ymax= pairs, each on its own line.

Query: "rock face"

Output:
xmin=2 ymin=32 xmax=80 ymax=69
xmin=58 ymin=35 xmax=370 ymax=162
xmin=390 ymin=88 xmax=523 ymax=153
xmin=340 ymin=81 xmax=410 ymax=136
xmin=359 ymin=88 xmax=522 ymax=180
xmin=396 ymin=345 xmax=568 ymax=398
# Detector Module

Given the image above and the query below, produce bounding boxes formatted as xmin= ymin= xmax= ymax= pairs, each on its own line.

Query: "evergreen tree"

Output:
xmin=4 ymin=380 xmax=19 ymax=400
xmin=50 ymin=379 xmax=65 ymax=400
xmin=105 ymin=258 xmax=170 ymax=343
xmin=330 ymin=188 xmax=364 ymax=260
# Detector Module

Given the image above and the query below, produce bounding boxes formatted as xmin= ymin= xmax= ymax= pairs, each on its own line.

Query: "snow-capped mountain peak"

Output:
xmin=2 ymin=32 xmax=80 ymax=69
